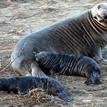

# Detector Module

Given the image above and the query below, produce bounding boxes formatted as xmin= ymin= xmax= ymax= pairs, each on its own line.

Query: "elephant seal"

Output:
xmin=11 ymin=3 xmax=107 ymax=76
xmin=35 ymin=52 xmax=101 ymax=85
xmin=0 ymin=76 xmax=72 ymax=102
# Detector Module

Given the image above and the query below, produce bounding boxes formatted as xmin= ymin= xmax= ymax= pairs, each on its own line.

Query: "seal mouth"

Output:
xmin=104 ymin=15 xmax=107 ymax=22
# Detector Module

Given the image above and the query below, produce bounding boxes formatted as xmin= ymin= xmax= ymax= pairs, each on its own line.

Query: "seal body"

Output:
xmin=35 ymin=52 xmax=101 ymax=85
xmin=0 ymin=76 xmax=72 ymax=102
xmin=11 ymin=3 xmax=107 ymax=76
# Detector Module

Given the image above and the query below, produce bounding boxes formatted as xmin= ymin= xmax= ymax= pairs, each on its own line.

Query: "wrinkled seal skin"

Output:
xmin=11 ymin=3 xmax=107 ymax=76
xmin=0 ymin=76 xmax=72 ymax=102
xmin=35 ymin=52 xmax=101 ymax=85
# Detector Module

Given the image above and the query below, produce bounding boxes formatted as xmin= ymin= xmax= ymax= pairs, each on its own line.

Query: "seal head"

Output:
xmin=91 ymin=3 xmax=107 ymax=25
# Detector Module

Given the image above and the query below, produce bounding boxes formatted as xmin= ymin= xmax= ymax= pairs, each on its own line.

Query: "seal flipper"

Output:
xmin=101 ymin=59 xmax=107 ymax=65
xmin=58 ymin=90 xmax=73 ymax=102
xmin=93 ymin=47 xmax=107 ymax=65
xmin=31 ymin=63 xmax=48 ymax=78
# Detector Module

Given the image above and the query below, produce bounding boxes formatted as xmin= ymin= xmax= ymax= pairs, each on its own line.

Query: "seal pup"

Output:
xmin=11 ymin=3 xmax=107 ymax=76
xmin=35 ymin=52 xmax=101 ymax=85
xmin=0 ymin=76 xmax=72 ymax=102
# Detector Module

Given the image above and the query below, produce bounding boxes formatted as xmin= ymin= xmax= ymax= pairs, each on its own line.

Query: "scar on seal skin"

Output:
xmin=35 ymin=52 xmax=101 ymax=85
xmin=11 ymin=3 xmax=107 ymax=77
xmin=0 ymin=76 xmax=72 ymax=102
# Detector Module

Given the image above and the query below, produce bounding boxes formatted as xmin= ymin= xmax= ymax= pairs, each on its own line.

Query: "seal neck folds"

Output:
xmin=81 ymin=10 xmax=107 ymax=47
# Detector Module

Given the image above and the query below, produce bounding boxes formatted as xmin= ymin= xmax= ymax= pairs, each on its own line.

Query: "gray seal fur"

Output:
xmin=0 ymin=76 xmax=72 ymax=102
xmin=35 ymin=52 xmax=101 ymax=85
xmin=11 ymin=3 xmax=107 ymax=76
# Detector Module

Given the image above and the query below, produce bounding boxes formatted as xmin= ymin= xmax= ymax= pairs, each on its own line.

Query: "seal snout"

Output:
xmin=58 ymin=91 xmax=73 ymax=102
xmin=92 ymin=3 xmax=107 ymax=24
xmin=85 ymin=68 xmax=102 ymax=85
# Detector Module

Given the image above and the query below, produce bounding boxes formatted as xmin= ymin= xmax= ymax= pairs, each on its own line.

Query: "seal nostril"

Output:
xmin=94 ymin=16 xmax=97 ymax=19
xmin=104 ymin=15 xmax=107 ymax=19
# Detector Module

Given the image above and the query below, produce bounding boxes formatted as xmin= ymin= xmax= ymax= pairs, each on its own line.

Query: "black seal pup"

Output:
xmin=0 ymin=76 xmax=72 ymax=102
xmin=35 ymin=52 xmax=101 ymax=85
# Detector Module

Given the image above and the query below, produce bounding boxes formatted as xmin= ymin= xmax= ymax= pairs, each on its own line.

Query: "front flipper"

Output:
xmin=57 ymin=90 xmax=73 ymax=102
xmin=94 ymin=46 xmax=107 ymax=65
xmin=100 ymin=59 xmax=107 ymax=65
xmin=31 ymin=62 xmax=48 ymax=78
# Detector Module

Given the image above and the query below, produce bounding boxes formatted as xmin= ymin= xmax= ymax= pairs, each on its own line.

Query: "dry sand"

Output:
xmin=0 ymin=0 xmax=107 ymax=106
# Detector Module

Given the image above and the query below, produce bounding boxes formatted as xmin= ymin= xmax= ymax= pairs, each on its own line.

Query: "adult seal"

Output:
xmin=11 ymin=3 xmax=107 ymax=76
xmin=35 ymin=52 xmax=101 ymax=85
xmin=0 ymin=76 xmax=72 ymax=102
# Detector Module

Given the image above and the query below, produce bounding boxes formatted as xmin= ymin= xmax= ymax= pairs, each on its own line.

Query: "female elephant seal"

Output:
xmin=35 ymin=52 xmax=101 ymax=85
xmin=0 ymin=76 xmax=72 ymax=102
xmin=11 ymin=3 xmax=107 ymax=76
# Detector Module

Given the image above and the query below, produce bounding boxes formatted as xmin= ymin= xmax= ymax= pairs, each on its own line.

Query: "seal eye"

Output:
xmin=98 ymin=5 xmax=101 ymax=9
xmin=94 ymin=16 xmax=97 ymax=19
